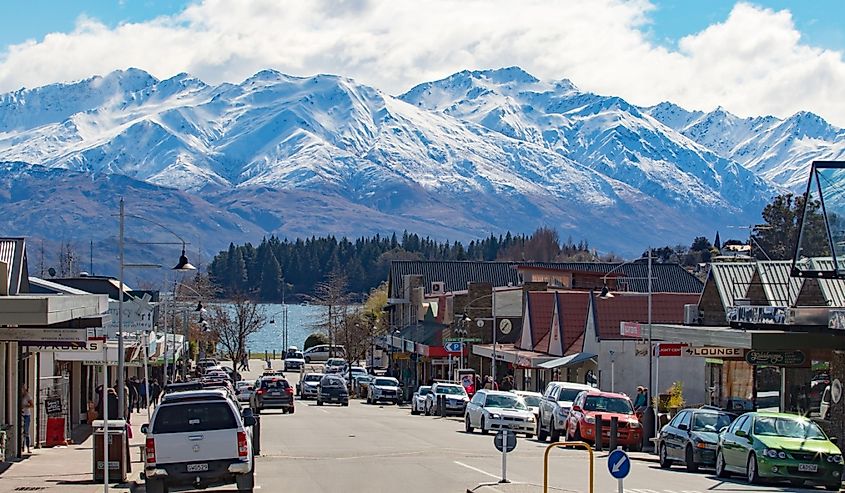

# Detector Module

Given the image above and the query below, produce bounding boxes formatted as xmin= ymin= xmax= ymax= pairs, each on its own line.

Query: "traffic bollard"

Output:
xmin=439 ymin=395 xmax=446 ymax=417
xmin=595 ymin=414 xmax=603 ymax=452
xmin=273 ymin=350 xmax=276 ymax=360
xmin=253 ymin=415 xmax=261 ymax=456
xmin=609 ymin=416 xmax=618 ymax=451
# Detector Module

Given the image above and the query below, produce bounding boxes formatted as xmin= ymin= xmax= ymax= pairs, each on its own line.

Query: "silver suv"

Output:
xmin=537 ymin=382 xmax=594 ymax=442
xmin=143 ymin=389 xmax=256 ymax=493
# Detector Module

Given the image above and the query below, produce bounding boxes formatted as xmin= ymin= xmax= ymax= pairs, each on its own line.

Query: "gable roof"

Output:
xmin=522 ymin=291 xmax=589 ymax=355
xmin=756 ymin=261 xmax=803 ymax=306
xmin=708 ymin=262 xmax=756 ymax=308
xmin=592 ymin=292 xmax=700 ymax=340
xmin=809 ymin=258 xmax=845 ymax=307
xmin=519 ymin=262 xmax=703 ymax=293
xmin=0 ymin=238 xmax=28 ymax=294
xmin=389 ymin=261 xmax=521 ymax=298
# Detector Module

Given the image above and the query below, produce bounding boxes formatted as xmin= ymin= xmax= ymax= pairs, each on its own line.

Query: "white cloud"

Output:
xmin=1 ymin=1 xmax=845 ymax=125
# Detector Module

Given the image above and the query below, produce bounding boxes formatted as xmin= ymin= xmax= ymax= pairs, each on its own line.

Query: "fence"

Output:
xmin=38 ymin=375 xmax=70 ymax=446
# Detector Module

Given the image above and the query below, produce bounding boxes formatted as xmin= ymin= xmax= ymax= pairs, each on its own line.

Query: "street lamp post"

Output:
xmin=460 ymin=292 xmax=498 ymax=383
xmin=116 ymin=198 xmax=196 ymax=420
xmin=599 ymin=247 xmax=655 ymax=447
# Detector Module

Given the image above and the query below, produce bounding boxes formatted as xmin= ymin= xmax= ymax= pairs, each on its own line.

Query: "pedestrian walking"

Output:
xmin=139 ymin=378 xmax=148 ymax=408
xmin=150 ymin=379 xmax=162 ymax=407
xmin=20 ymin=385 xmax=34 ymax=454
xmin=633 ymin=386 xmax=648 ymax=412
xmin=129 ymin=377 xmax=140 ymax=413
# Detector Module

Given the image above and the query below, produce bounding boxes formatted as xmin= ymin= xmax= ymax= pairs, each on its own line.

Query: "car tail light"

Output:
xmin=285 ymin=387 xmax=293 ymax=395
xmin=256 ymin=388 xmax=265 ymax=395
xmin=237 ymin=431 xmax=249 ymax=459
xmin=146 ymin=437 xmax=156 ymax=464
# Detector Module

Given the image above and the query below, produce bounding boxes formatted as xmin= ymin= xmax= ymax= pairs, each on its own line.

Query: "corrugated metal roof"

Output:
xmin=520 ymin=262 xmax=703 ymax=293
xmin=592 ymin=292 xmax=700 ymax=340
xmin=0 ymin=238 xmax=26 ymax=295
xmin=756 ymin=261 xmax=803 ymax=306
xmin=810 ymin=258 xmax=845 ymax=307
xmin=389 ymin=261 xmax=521 ymax=298
xmin=709 ymin=262 xmax=756 ymax=308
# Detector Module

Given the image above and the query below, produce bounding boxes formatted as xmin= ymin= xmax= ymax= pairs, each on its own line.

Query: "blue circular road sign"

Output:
xmin=607 ymin=449 xmax=630 ymax=479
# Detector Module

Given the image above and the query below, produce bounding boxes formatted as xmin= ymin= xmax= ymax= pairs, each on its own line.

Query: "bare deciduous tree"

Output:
xmin=210 ymin=293 xmax=266 ymax=371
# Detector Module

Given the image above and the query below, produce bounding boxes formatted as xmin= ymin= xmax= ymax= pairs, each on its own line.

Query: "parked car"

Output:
xmin=142 ymin=389 xmax=255 ymax=493
xmin=299 ymin=373 xmax=324 ymax=400
xmin=537 ymin=382 xmax=594 ymax=442
xmin=514 ymin=390 xmax=542 ymax=427
xmin=564 ymin=390 xmax=642 ymax=451
xmin=349 ymin=366 xmax=368 ymax=379
xmin=250 ymin=376 xmax=295 ymax=414
xmin=367 ymin=377 xmax=402 ymax=405
xmin=318 ymin=374 xmax=349 ymax=406
xmin=353 ymin=374 xmax=374 ymax=397
xmin=324 ymin=358 xmax=348 ymax=374
xmin=657 ymin=407 xmax=734 ymax=471
xmin=411 ymin=386 xmax=432 ymax=415
xmin=303 ymin=344 xmax=346 ymax=363
xmin=425 ymin=382 xmax=469 ymax=416
xmin=715 ymin=411 xmax=843 ymax=490
xmin=465 ymin=389 xmax=536 ymax=438
xmin=235 ymin=381 xmax=254 ymax=403
xmin=283 ymin=351 xmax=306 ymax=371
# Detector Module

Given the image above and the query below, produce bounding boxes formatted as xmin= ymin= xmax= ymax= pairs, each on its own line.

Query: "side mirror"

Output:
xmin=243 ymin=416 xmax=257 ymax=427
xmin=141 ymin=424 xmax=149 ymax=434
xmin=831 ymin=437 xmax=838 ymax=445
xmin=678 ymin=423 xmax=689 ymax=431
xmin=571 ymin=405 xmax=582 ymax=412
xmin=719 ymin=426 xmax=728 ymax=434
xmin=735 ymin=430 xmax=748 ymax=438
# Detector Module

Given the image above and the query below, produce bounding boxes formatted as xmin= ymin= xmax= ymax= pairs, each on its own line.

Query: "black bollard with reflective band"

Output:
xmin=609 ymin=416 xmax=618 ymax=451
xmin=595 ymin=414 xmax=603 ymax=452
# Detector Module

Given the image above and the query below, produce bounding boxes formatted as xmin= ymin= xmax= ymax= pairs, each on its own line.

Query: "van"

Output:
xmin=302 ymin=344 xmax=346 ymax=363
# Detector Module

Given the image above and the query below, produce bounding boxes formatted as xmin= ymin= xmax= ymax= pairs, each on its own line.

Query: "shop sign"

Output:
xmin=393 ymin=352 xmax=411 ymax=360
xmin=682 ymin=346 xmax=745 ymax=358
xmin=830 ymin=309 xmax=845 ymax=330
xmin=0 ymin=327 xmax=88 ymax=346
xmin=727 ymin=305 xmax=787 ymax=325
xmin=745 ymin=350 xmax=806 ymax=367
xmin=444 ymin=337 xmax=481 ymax=343
xmin=619 ymin=322 xmax=642 ymax=338
xmin=656 ymin=343 xmax=686 ymax=357
xmin=45 ymin=397 xmax=62 ymax=416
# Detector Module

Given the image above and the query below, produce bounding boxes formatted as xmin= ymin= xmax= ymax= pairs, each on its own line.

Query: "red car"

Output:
xmin=564 ymin=390 xmax=642 ymax=451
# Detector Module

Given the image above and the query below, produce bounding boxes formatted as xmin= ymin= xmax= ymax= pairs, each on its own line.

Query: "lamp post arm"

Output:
xmin=123 ymin=213 xmax=189 ymax=246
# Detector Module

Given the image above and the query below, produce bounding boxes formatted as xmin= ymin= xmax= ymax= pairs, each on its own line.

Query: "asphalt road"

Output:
xmin=180 ymin=361 xmax=841 ymax=493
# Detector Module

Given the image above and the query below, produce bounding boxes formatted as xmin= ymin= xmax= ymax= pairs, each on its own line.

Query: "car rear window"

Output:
xmin=261 ymin=379 xmax=290 ymax=389
xmin=153 ymin=402 xmax=237 ymax=434
xmin=321 ymin=377 xmax=345 ymax=387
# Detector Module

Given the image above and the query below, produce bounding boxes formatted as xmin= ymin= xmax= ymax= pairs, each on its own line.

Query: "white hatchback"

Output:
xmin=465 ymin=390 xmax=536 ymax=438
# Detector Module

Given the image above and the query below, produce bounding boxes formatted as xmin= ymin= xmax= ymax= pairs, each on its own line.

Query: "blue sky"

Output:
xmin=4 ymin=1 xmax=843 ymax=51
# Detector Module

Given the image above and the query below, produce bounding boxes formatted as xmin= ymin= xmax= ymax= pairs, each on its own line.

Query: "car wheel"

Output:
xmin=824 ymin=483 xmax=840 ymax=491
xmin=145 ymin=478 xmax=168 ymax=493
xmin=281 ymin=407 xmax=287 ymax=414
xmin=685 ymin=445 xmax=699 ymax=473
xmin=342 ymin=402 xmax=348 ymax=407
xmin=525 ymin=433 xmax=533 ymax=439
xmin=465 ymin=415 xmax=474 ymax=434
xmin=537 ymin=418 xmax=548 ymax=442
xmin=304 ymin=356 xmax=311 ymax=363
xmin=715 ymin=449 xmax=730 ymax=478
xmin=481 ymin=416 xmax=489 ymax=435
xmin=573 ymin=424 xmax=582 ymax=442
xmin=289 ymin=406 xmax=295 ymax=414
xmin=746 ymin=453 xmax=760 ymax=484
xmin=411 ymin=404 xmax=419 ymax=416
xmin=550 ymin=424 xmax=561 ymax=443
xmin=659 ymin=443 xmax=671 ymax=469
xmin=790 ymin=479 xmax=806 ymax=488
xmin=317 ymin=400 xmax=323 ymax=406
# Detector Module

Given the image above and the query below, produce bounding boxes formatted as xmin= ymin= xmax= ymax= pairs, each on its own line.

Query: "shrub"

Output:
xmin=304 ymin=332 xmax=329 ymax=350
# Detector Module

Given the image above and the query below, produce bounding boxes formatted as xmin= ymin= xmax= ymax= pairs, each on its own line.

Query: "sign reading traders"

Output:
xmin=745 ymin=350 xmax=806 ymax=367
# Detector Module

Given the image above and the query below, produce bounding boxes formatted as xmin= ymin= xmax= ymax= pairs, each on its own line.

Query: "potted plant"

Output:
xmin=667 ymin=381 xmax=685 ymax=416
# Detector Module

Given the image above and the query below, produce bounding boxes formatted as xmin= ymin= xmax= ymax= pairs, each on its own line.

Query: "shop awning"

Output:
xmin=651 ymin=323 xmax=845 ymax=351
xmin=472 ymin=343 xmax=557 ymax=368
xmin=539 ymin=352 xmax=598 ymax=369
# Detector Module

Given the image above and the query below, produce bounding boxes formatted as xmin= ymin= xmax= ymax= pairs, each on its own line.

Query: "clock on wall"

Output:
xmin=499 ymin=319 xmax=513 ymax=335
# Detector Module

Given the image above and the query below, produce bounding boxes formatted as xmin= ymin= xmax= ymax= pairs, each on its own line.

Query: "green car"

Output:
xmin=716 ymin=411 xmax=843 ymax=490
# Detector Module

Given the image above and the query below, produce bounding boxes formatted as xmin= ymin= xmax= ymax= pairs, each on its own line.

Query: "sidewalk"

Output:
xmin=0 ymin=409 xmax=150 ymax=493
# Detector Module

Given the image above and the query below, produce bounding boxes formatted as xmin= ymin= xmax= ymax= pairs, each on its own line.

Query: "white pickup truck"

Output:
xmin=143 ymin=389 xmax=256 ymax=493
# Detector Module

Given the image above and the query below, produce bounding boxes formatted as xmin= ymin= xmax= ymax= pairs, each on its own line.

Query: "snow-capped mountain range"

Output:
xmin=0 ymin=66 xmax=841 ymax=263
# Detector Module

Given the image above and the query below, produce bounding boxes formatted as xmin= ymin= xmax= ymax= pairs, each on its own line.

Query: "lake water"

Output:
xmin=246 ymin=303 xmax=326 ymax=353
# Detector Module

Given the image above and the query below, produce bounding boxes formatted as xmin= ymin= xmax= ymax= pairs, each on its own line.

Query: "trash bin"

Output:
xmin=92 ymin=420 xmax=128 ymax=483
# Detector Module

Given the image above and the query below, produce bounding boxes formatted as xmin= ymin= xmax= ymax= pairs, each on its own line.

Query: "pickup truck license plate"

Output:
xmin=187 ymin=463 xmax=209 ymax=472
xmin=798 ymin=463 xmax=818 ymax=472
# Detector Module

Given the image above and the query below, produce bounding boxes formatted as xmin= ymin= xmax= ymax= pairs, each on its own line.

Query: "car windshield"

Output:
xmin=375 ymin=378 xmax=398 ymax=386
xmin=584 ymin=395 xmax=633 ymax=414
xmin=328 ymin=360 xmax=344 ymax=366
xmin=692 ymin=412 xmax=733 ymax=432
xmin=304 ymin=374 xmax=322 ymax=382
xmin=321 ymin=378 xmax=345 ymax=387
xmin=153 ymin=402 xmax=237 ymax=434
xmin=521 ymin=395 xmax=541 ymax=407
xmin=292 ymin=352 xmax=303 ymax=359
xmin=485 ymin=394 xmax=527 ymax=410
xmin=559 ymin=388 xmax=584 ymax=402
xmin=418 ymin=387 xmax=431 ymax=396
xmin=351 ymin=368 xmax=366 ymax=374
xmin=753 ymin=416 xmax=827 ymax=440
xmin=437 ymin=386 xmax=466 ymax=395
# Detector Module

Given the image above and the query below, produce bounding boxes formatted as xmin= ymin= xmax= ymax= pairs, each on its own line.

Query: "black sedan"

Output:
xmin=658 ymin=407 xmax=734 ymax=472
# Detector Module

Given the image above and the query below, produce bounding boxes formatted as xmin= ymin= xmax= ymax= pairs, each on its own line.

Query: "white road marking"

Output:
xmin=453 ymin=460 xmax=501 ymax=480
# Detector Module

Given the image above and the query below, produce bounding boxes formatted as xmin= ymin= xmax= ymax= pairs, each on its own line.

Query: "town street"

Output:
xmin=207 ymin=366 xmax=836 ymax=493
